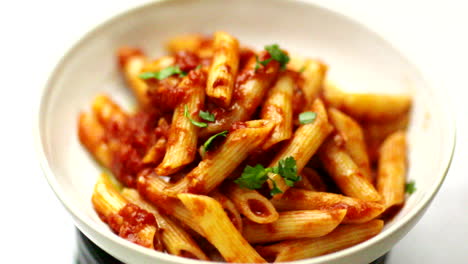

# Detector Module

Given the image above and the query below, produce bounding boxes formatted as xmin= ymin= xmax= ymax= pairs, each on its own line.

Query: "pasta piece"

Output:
xmin=142 ymin=138 xmax=166 ymax=164
xmin=78 ymin=112 xmax=112 ymax=167
xmin=117 ymin=47 xmax=151 ymax=107
xmin=141 ymin=55 xmax=175 ymax=73
xmin=121 ymin=188 xmax=208 ymax=260
xmin=136 ymin=172 xmax=204 ymax=236
xmin=225 ymin=183 xmax=279 ymax=224
xmin=289 ymin=57 xmax=327 ymax=105
xmin=92 ymin=173 xmax=160 ymax=249
xmin=377 ymin=131 xmax=407 ymax=209
xmin=271 ymin=188 xmax=384 ymax=224
xmin=206 ymin=31 xmax=239 ymax=107
xmin=268 ymin=98 xmax=333 ymax=196
xmin=156 ymin=70 xmax=206 ymax=175
xmin=323 ymin=81 xmax=411 ymax=122
xmin=362 ymin=113 xmax=409 ymax=162
xmin=211 ymin=190 xmax=243 ymax=232
xmin=91 ymin=94 xmax=128 ymax=131
xmin=243 ymin=209 xmax=346 ymax=244
xmin=257 ymin=220 xmax=384 ymax=262
xmin=200 ymin=53 xmax=280 ymax=137
xmin=167 ymin=120 xmax=275 ymax=194
xmin=178 ymin=193 xmax=266 ymax=263
xmin=328 ymin=108 xmax=372 ymax=181
xmin=319 ymin=137 xmax=381 ymax=201
xmin=301 ymin=167 xmax=327 ymax=192
xmin=166 ymin=34 xmax=213 ymax=58
xmin=260 ymin=72 xmax=294 ymax=149
xmin=294 ymin=171 xmax=315 ymax=191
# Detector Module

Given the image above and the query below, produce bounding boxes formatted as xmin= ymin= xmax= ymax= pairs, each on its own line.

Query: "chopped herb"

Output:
xmin=203 ymin=130 xmax=228 ymax=151
xmin=195 ymin=65 xmax=202 ymax=70
xmin=265 ymin=44 xmax=290 ymax=70
xmin=234 ymin=156 xmax=300 ymax=196
xmin=139 ymin=65 xmax=187 ymax=80
xmin=299 ymin=111 xmax=317 ymax=125
xmin=405 ymin=181 xmax=416 ymax=194
xmin=199 ymin=110 xmax=215 ymax=122
xmin=184 ymin=105 xmax=208 ymax=128
xmin=299 ymin=65 xmax=307 ymax=73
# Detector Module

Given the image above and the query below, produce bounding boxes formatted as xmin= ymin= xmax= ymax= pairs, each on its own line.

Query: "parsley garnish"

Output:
xmin=299 ymin=65 xmax=307 ymax=73
xmin=405 ymin=181 xmax=416 ymax=194
xmin=199 ymin=110 xmax=215 ymax=122
xmin=255 ymin=55 xmax=273 ymax=71
xmin=234 ymin=156 xmax=301 ymax=196
xmin=254 ymin=44 xmax=290 ymax=71
xmin=139 ymin=65 xmax=187 ymax=80
xmin=299 ymin=111 xmax=317 ymax=125
xmin=203 ymin=130 xmax=228 ymax=151
xmin=184 ymin=105 xmax=207 ymax=128
xmin=195 ymin=65 xmax=202 ymax=70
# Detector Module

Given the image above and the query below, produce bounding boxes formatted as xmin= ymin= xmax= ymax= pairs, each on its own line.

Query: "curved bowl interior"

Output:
xmin=36 ymin=0 xmax=455 ymax=263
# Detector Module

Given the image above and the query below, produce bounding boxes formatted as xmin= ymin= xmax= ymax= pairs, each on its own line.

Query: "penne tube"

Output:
xmin=117 ymin=47 xmax=151 ymax=107
xmin=121 ymin=188 xmax=208 ymax=260
xmin=92 ymin=173 xmax=161 ymax=249
xmin=323 ymin=81 xmax=412 ymax=122
xmin=362 ymin=113 xmax=409 ymax=163
xmin=206 ymin=31 xmax=240 ymax=107
xmin=91 ymin=94 xmax=128 ymax=131
xmin=166 ymin=34 xmax=213 ymax=58
xmin=301 ymin=167 xmax=327 ymax=192
xmin=319 ymin=137 xmax=381 ymax=201
xmin=329 ymin=108 xmax=372 ymax=181
xmin=178 ymin=193 xmax=266 ymax=263
xmin=142 ymin=138 xmax=167 ymax=164
xmin=289 ymin=57 xmax=327 ymax=105
xmin=294 ymin=170 xmax=315 ymax=191
xmin=167 ymin=120 xmax=275 ymax=194
xmin=260 ymin=72 xmax=294 ymax=149
xmin=268 ymin=98 xmax=333 ymax=197
xmin=200 ymin=53 xmax=280 ymax=137
xmin=156 ymin=70 xmax=206 ymax=175
xmin=271 ymin=188 xmax=384 ymax=224
xmin=225 ymin=182 xmax=279 ymax=224
xmin=78 ymin=112 xmax=112 ymax=167
xmin=136 ymin=172 xmax=204 ymax=236
xmin=211 ymin=190 xmax=243 ymax=232
xmin=243 ymin=209 xmax=346 ymax=244
xmin=257 ymin=219 xmax=384 ymax=262
xmin=377 ymin=131 xmax=407 ymax=209
xmin=141 ymin=55 xmax=175 ymax=73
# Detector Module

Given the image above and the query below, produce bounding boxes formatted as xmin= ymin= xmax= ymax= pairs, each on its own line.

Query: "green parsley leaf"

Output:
xmin=139 ymin=65 xmax=187 ymax=80
xmin=235 ymin=156 xmax=300 ymax=194
xmin=405 ymin=181 xmax=416 ymax=194
xmin=203 ymin=130 xmax=228 ymax=151
xmin=299 ymin=111 xmax=317 ymax=125
xmin=254 ymin=55 xmax=272 ymax=71
xmin=199 ymin=110 xmax=215 ymax=122
xmin=265 ymin=44 xmax=290 ymax=70
xmin=184 ymin=105 xmax=208 ymax=128
xmin=299 ymin=65 xmax=307 ymax=73
xmin=195 ymin=65 xmax=202 ymax=70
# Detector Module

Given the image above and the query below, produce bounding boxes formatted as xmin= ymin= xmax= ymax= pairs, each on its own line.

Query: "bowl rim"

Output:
xmin=33 ymin=0 xmax=457 ymax=263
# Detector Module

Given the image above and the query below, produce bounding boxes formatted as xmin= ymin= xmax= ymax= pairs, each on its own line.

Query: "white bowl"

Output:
xmin=34 ymin=0 xmax=456 ymax=263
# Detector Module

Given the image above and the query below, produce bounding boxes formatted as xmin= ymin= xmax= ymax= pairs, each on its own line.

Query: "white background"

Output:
xmin=1 ymin=0 xmax=467 ymax=263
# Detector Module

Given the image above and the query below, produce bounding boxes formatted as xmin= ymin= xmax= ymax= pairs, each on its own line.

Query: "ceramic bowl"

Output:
xmin=35 ymin=0 xmax=456 ymax=263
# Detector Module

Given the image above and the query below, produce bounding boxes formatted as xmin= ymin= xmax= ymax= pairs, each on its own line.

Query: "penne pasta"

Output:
xmin=257 ymin=219 xmax=384 ymax=262
xmin=206 ymin=31 xmax=240 ymax=107
xmin=301 ymin=167 xmax=327 ymax=192
xmin=323 ymin=81 xmax=412 ymax=122
xmin=141 ymin=55 xmax=175 ymax=73
xmin=92 ymin=173 xmax=161 ymax=249
xmin=225 ymin=182 xmax=279 ymax=224
xmin=319 ymin=137 xmax=381 ymax=201
xmin=78 ymin=112 xmax=112 ymax=167
xmin=178 ymin=193 xmax=266 ymax=263
xmin=289 ymin=57 xmax=327 ymax=105
xmin=268 ymin=98 xmax=333 ymax=196
xmin=260 ymin=72 xmax=294 ymax=149
xmin=200 ymin=53 xmax=280 ymax=137
xmin=142 ymin=138 xmax=167 ymax=164
xmin=91 ymin=94 xmax=128 ymax=131
xmin=156 ymin=70 xmax=206 ymax=175
xmin=243 ymin=209 xmax=346 ymax=244
xmin=167 ymin=120 xmax=275 ymax=194
xmin=121 ymin=188 xmax=208 ymax=260
xmin=271 ymin=188 xmax=384 ymax=224
xmin=211 ymin=190 xmax=243 ymax=232
xmin=377 ymin=131 xmax=407 ymax=209
xmin=166 ymin=34 xmax=213 ymax=58
xmin=328 ymin=108 xmax=372 ymax=181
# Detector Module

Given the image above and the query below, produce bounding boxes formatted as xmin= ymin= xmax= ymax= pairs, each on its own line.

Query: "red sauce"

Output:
xmin=147 ymin=77 xmax=185 ymax=111
xmin=174 ymin=50 xmax=200 ymax=72
xmin=248 ymin=199 xmax=271 ymax=217
xmin=230 ymin=121 xmax=248 ymax=131
xmin=108 ymin=203 xmax=160 ymax=249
